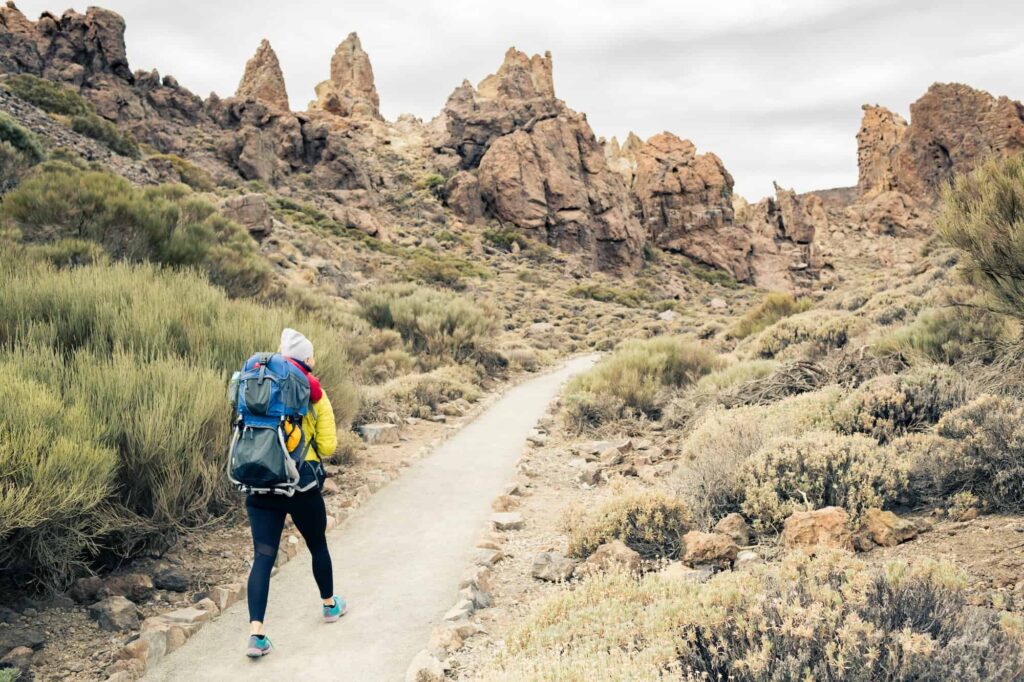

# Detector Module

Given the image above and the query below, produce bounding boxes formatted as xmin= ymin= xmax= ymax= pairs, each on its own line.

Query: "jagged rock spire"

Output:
xmin=235 ymin=39 xmax=290 ymax=111
xmin=311 ymin=32 xmax=381 ymax=119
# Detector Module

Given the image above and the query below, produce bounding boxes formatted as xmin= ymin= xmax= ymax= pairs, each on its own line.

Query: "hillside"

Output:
xmin=1 ymin=3 xmax=1024 ymax=682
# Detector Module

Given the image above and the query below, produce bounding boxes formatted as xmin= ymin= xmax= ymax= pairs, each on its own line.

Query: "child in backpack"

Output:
xmin=244 ymin=328 xmax=347 ymax=658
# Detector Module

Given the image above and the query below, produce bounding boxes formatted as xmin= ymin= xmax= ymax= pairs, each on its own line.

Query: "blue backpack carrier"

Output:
xmin=228 ymin=352 xmax=314 ymax=496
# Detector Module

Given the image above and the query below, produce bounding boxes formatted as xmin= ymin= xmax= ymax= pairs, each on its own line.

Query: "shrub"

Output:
xmin=833 ymin=365 xmax=970 ymax=443
xmin=357 ymin=284 xmax=497 ymax=366
xmin=70 ymin=113 xmax=140 ymax=158
xmin=928 ymin=395 xmax=1024 ymax=511
xmin=566 ymin=489 xmax=692 ymax=560
xmin=938 ymin=154 xmax=1024 ymax=319
xmin=738 ymin=430 xmax=907 ymax=530
xmin=1 ymin=162 xmax=270 ymax=297
xmin=484 ymin=552 xmax=1024 ymax=681
xmin=873 ymin=305 xmax=1008 ymax=365
xmin=675 ymin=388 xmax=842 ymax=527
xmin=730 ymin=292 xmax=812 ymax=339
xmin=0 ymin=113 xmax=44 ymax=164
xmin=564 ymin=337 xmax=721 ymax=427
xmin=2 ymin=74 xmax=92 ymax=116
xmin=753 ymin=308 xmax=859 ymax=359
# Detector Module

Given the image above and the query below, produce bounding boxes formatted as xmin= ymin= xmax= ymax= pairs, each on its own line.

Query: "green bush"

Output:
xmin=357 ymin=284 xmax=498 ymax=366
xmin=71 ymin=113 xmax=140 ymax=158
xmin=730 ymin=292 xmax=812 ymax=339
xmin=938 ymin=154 xmax=1024 ymax=319
xmin=753 ymin=309 xmax=859 ymax=359
xmin=1 ymin=162 xmax=270 ymax=297
xmin=738 ymin=430 xmax=907 ymax=530
xmin=564 ymin=337 xmax=721 ymax=427
xmin=0 ymin=113 xmax=44 ymax=164
xmin=566 ymin=489 xmax=692 ymax=560
xmin=484 ymin=552 xmax=1024 ymax=681
xmin=834 ymin=365 xmax=970 ymax=443
xmin=873 ymin=305 xmax=1008 ymax=365
xmin=3 ymin=74 xmax=92 ymax=116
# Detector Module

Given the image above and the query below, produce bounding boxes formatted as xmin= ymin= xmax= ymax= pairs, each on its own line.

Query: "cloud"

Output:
xmin=13 ymin=0 xmax=1024 ymax=197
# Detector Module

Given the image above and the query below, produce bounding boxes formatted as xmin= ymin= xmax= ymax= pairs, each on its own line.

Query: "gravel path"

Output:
xmin=144 ymin=355 xmax=596 ymax=682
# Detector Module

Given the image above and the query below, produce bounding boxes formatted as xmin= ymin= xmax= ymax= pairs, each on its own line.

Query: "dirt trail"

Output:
xmin=144 ymin=355 xmax=597 ymax=682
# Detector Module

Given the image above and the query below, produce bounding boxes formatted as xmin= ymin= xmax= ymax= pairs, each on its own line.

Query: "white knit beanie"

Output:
xmin=280 ymin=328 xmax=314 ymax=363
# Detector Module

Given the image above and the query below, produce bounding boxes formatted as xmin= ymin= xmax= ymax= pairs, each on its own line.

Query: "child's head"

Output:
xmin=280 ymin=328 xmax=314 ymax=366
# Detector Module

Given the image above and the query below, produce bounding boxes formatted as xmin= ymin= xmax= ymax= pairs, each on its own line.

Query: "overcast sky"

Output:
xmin=15 ymin=0 xmax=1024 ymax=197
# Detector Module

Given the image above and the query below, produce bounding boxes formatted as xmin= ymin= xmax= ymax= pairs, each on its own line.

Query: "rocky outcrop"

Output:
xmin=235 ymin=39 xmax=289 ymax=111
xmin=857 ymin=83 xmax=1024 ymax=201
xmin=311 ymin=32 xmax=381 ymax=119
xmin=437 ymin=48 xmax=645 ymax=271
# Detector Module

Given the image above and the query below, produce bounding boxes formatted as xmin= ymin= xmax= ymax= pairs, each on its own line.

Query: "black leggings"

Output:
xmin=245 ymin=490 xmax=333 ymax=623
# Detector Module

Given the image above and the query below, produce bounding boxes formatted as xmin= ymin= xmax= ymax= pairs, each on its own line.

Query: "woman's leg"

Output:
xmin=245 ymin=496 xmax=287 ymax=632
xmin=290 ymin=491 xmax=333 ymax=602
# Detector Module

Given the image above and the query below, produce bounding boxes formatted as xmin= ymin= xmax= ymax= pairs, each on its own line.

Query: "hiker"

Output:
xmin=242 ymin=328 xmax=347 ymax=658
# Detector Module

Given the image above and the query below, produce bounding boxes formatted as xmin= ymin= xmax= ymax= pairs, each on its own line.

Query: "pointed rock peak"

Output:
xmin=477 ymin=46 xmax=555 ymax=101
xmin=311 ymin=31 xmax=381 ymax=119
xmin=236 ymin=39 xmax=290 ymax=111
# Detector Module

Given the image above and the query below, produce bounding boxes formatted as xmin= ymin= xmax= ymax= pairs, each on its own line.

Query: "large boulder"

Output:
xmin=235 ymin=39 xmax=289 ymax=111
xmin=310 ymin=32 xmax=381 ymax=119
xmin=782 ymin=507 xmax=854 ymax=552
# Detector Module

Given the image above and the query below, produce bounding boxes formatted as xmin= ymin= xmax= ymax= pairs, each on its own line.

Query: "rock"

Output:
xmin=735 ymin=549 xmax=763 ymax=568
xmin=1 ymin=645 xmax=34 ymax=671
xmin=0 ymin=628 xmax=44 ymax=657
xmin=781 ymin=507 xmax=854 ymax=552
xmin=311 ymin=32 xmax=381 ymax=119
xmin=681 ymin=531 xmax=738 ymax=568
xmin=152 ymin=566 xmax=190 ymax=593
xmin=659 ymin=562 xmax=713 ymax=584
xmin=405 ymin=649 xmax=446 ymax=682
xmin=491 ymin=512 xmax=524 ymax=531
xmin=531 ymin=552 xmax=577 ymax=582
xmin=220 ymin=193 xmax=274 ymax=238
xmin=581 ymin=540 xmax=641 ymax=575
xmin=357 ymin=423 xmax=400 ymax=445
xmin=68 ymin=575 xmax=104 ymax=603
xmin=859 ymin=508 xmax=919 ymax=548
xmin=713 ymin=513 xmax=752 ymax=547
xmin=88 ymin=596 xmax=141 ymax=632
xmin=235 ymin=39 xmax=289 ymax=111
xmin=101 ymin=573 xmax=154 ymax=603
xmin=444 ymin=171 xmax=484 ymax=224
xmin=576 ymin=462 xmax=603 ymax=486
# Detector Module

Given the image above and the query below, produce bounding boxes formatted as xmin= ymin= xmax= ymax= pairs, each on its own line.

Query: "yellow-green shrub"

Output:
xmin=833 ymin=365 xmax=969 ymax=443
xmin=566 ymin=489 xmax=692 ymax=560
xmin=483 ymin=552 xmax=1024 ymax=681
xmin=738 ymin=430 xmax=907 ymax=530
xmin=753 ymin=308 xmax=859 ymax=359
xmin=730 ymin=292 xmax=811 ymax=339
xmin=564 ymin=337 xmax=722 ymax=427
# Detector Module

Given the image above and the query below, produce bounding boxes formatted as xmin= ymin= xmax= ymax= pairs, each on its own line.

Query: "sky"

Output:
xmin=14 ymin=0 xmax=1024 ymax=198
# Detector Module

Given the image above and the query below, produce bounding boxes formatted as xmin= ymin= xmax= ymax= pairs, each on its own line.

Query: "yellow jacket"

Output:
xmin=303 ymin=391 xmax=337 ymax=462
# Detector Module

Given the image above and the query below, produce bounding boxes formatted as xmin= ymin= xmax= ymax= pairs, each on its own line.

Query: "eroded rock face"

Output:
xmin=311 ymin=32 xmax=381 ymax=119
xmin=235 ymin=39 xmax=289 ymax=111
xmin=857 ymin=83 xmax=1024 ymax=200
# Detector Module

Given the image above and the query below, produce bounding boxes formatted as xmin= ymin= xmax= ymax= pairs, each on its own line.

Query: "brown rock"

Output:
xmin=220 ymin=193 xmax=273 ymax=238
xmin=581 ymin=540 xmax=642 ymax=575
xmin=235 ymin=39 xmax=289 ymax=111
xmin=681 ymin=531 xmax=738 ymax=568
xmin=859 ymin=508 xmax=918 ymax=548
xmin=311 ymin=32 xmax=381 ymax=119
xmin=782 ymin=507 xmax=854 ymax=552
xmin=713 ymin=513 xmax=752 ymax=547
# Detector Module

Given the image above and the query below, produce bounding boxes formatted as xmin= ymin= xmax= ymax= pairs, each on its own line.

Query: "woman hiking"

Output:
xmin=244 ymin=328 xmax=347 ymax=658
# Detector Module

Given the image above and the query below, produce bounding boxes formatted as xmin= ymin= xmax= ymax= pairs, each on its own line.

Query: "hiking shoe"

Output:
xmin=246 ymin=634 xmax=273 ymax=658
xmin=323 ymin=596 xmax=348 ymax=623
